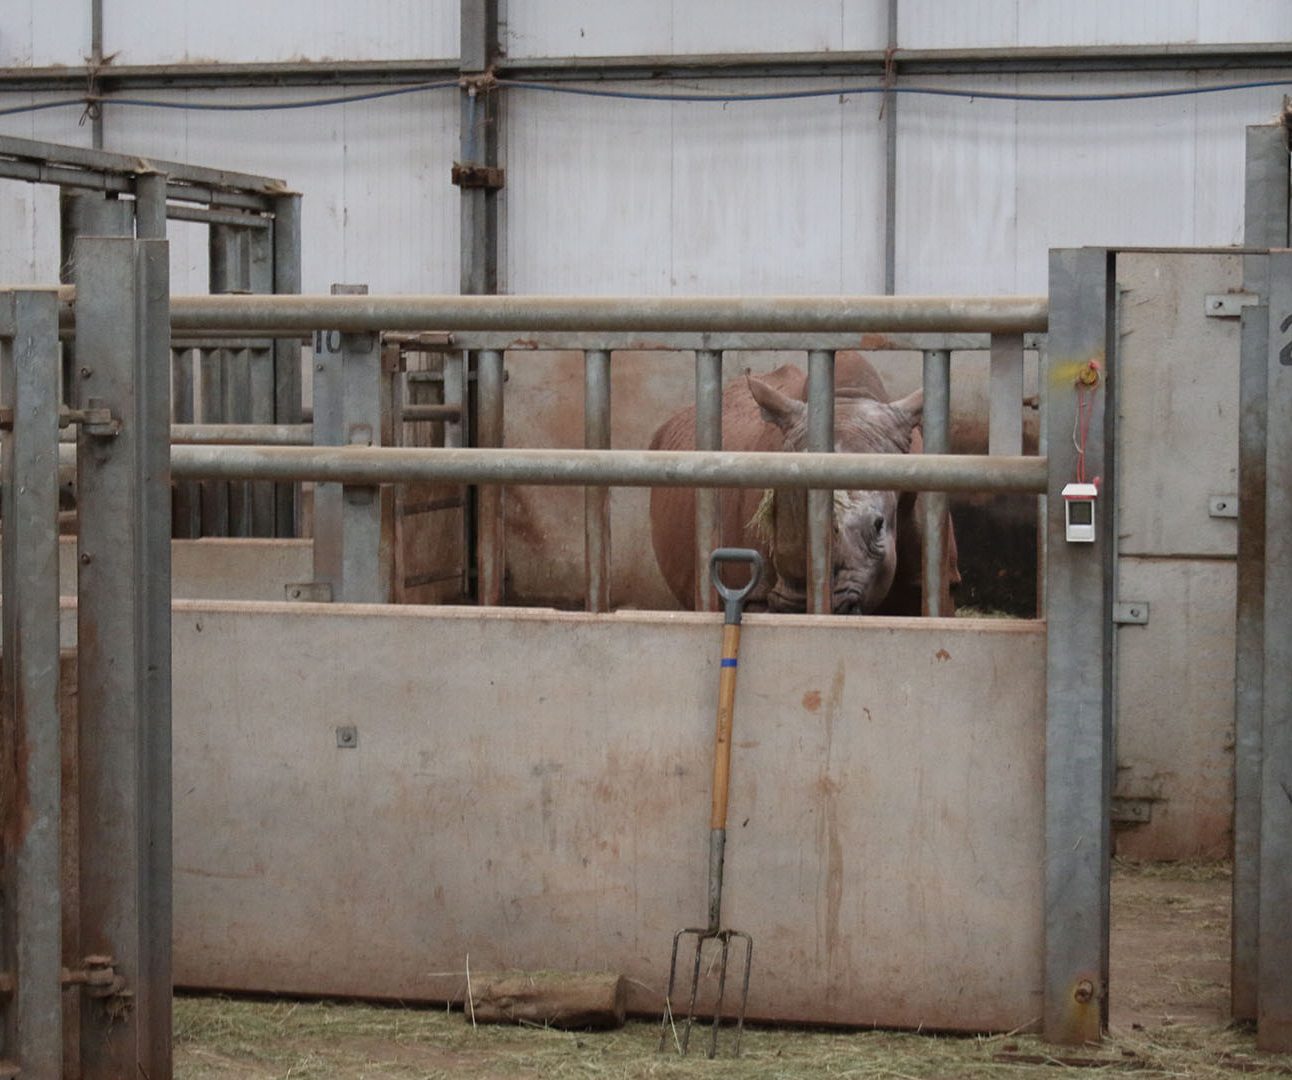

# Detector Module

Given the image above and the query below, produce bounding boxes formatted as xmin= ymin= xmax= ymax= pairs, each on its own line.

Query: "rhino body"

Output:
xmin=648 ymin=355 xmax=959 ymax=616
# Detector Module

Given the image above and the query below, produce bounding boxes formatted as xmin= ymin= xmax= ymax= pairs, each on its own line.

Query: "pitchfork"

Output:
xmin=659 ymin=547 xmax=763 ymax=1059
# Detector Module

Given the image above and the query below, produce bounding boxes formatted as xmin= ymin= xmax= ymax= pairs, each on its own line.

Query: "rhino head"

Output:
xmin=746 ymin=374 xmax=924 ymax=615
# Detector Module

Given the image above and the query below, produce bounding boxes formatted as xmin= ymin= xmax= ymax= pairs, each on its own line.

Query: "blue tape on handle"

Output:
xmin=720 ymin=658 xmax=738 ymax=668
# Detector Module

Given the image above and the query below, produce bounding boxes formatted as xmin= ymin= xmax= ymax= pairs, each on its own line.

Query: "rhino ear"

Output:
xmin=747 ymin=374 xmax=806 ymax=433
xmin=889 ymin=387 xmax=924 ymax=435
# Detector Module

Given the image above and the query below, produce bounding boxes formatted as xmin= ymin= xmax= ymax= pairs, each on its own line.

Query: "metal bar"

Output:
xmin=247 ymin=223 xmax=277 ymax=536
xmin=1043 ymin=248 xmax=1113 ymax=1046
xmin=132 ymin=172 xmax=168 ymax=240
xmin=340 ymin=327 xmax=393 ymax=603
xmin=166 ymin=204 xmax=271 ymax=229
xmin=583 ymin=350 xmax=612 ymax=612
xmin=0 ymin=290 xmax=63 ymax=1079
xmin=73 ymin=236 xmax=173 ymax=1078
xmin=1259 ymin=251 xmax=1292 ymax=1052
xmin=442 ymin=353 xmax=466 ymax=449
xmin=403 ymin=403 xmax=463 ymax=422
xmin=882 ymin=0 xmax=898 ymax=296
xmin=169 ymin=422 xmax=313 ymax=444
xmin=921 ymin=349 xmax=950 ymax=616
xmin=806 ymin=349 xmax=835 ymax=614
xmin=60 ymin=191 xmax=133 ymax=401
xmin=161 ymin=293 xmax=1050 ymax=334
xmin=166 ymin=443 xmax=1046 ymax=492
xmin=1234 ymin=122 xmax=1289 ymax=1023
xmin=171 ymin=349 xmax=200 ymax=535
xmin=476 ymin=349 xmax=505 ymax=605
xmin=415 ymin=331 xmax=1044 ymax=352
xmin=272 ymin=193 xmax=304 ymax=537
xmin=197 ymin=349 xmax=229 ymax=535
xmin=694 ymin=349 xmax=723 ymax=612
xmin=3 ymin=43 xmax=1290 ymax=91
xmin=0 ymin=133 xmax=287 ymax=198
xmin=989 ymin=333 xmax=1025 ymax=456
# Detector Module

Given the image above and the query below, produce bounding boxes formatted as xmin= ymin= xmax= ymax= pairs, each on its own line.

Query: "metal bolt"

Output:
xmin=79 ymin=366 xmax=92 ymax=378
xmin=79 ymin=553 xmax=91 ymax=565
xmin=336 ymin=725 xmax=358 ymax=748
xmin=1074 ymin=979 xmax=1095 ymax=1004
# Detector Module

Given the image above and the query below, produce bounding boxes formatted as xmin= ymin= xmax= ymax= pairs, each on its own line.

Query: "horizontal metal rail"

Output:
xmin=56 ymin=423 xmax=314 ymax=445
xmin=158 ymin=444 xmax=1046 ymax=493
xmin=160 ymin=293 xmax=1048 ymax=335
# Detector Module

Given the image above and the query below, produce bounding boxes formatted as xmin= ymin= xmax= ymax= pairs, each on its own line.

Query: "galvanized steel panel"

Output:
xmin=103 ymin=0 xmax=457 ymax=65
xmin=0 ymin=0 xmax=90 ymax=66
xmin=1116 ymin=252 xmax=1241 ymax=558
xmin=1114 ymin=557 xmax=1236 ymax=861
xmin=169 ymin=603 xmax=1045 ymax=1030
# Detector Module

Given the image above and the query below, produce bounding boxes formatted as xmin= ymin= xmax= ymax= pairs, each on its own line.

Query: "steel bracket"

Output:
xmin=1205 ymin=292 xmax=1258 ymax=318
xmin=1208 ymin=494 xmax=1239 ymax=518
xmin=452 ymin=162 xmax=505 ymax=190
xmin=1113 ymin=601 xmax=1150 ymax=625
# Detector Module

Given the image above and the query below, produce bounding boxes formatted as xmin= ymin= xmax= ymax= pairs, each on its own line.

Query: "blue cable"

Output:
xmin=0 ymin=75 xmax=1288 ymax=117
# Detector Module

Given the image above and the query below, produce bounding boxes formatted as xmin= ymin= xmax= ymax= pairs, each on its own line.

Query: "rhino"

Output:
xmin=648 ymin=354 xmax=959 ymax=615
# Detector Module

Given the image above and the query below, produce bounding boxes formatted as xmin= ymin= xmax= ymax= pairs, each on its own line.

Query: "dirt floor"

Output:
xmin=174 ymin=860 xmax=1292 ymax=1079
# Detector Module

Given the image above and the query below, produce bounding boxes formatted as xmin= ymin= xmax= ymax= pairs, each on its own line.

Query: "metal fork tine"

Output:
xmin=733 ymin=930 xmax=753 ymax=1057
xmin=681 ymin=931 xmax=707 ymax=1053
xmin=708 ymin=932 xmax=731 ymax=1059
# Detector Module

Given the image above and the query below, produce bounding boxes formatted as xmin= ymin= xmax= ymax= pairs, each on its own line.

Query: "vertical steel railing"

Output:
xmin=584 ymin=350 xmax=612 ymax=612
xmin=920 ymin=349 xmax=950 ymax=615
xmin=806 ymin=349 xmax=835 ymax=614
xmin=477 ymin=349 xmax=506 ymax=605
xmin=693 ymin=349 xmax=723 ymax=611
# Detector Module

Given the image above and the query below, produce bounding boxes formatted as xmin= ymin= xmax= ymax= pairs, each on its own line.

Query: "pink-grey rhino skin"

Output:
xmin=648 ymin=355 xmax=960 ymax=616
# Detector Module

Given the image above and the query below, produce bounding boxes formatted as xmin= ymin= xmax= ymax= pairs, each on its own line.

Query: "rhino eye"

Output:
xmin=873 ymin=515 xmax=885 ymax=536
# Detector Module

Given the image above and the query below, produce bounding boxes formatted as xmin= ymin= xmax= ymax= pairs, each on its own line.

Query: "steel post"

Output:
xmin=584 ymin=350 xmax=612 ymax=612
xmin=247 ymin=221 xmax=277 ymax=536
xmin=0 ymin=290 xmax=63 ymax=1079
xmin=72 ymin=236 xmax=173 ymax=1078
xmin=1259 ymin=252 xmax=1292 ymax=1052
xmin=197 ymin=348 xmax=229 ymax=535
xmin=210 ymin=224 xmax=251 ymax=536
xmin=806 ymin=349 xmax=835 ymax=614
xmin=271 ymin=193 xmax=303 ymax=537
xmin=131 ymin=171 xmax=168 ymax=240
xmin=921 ymin=349 xmax=950 ymax=616
xmin=476 ymin=349 xmax=505 ymax=605
xmin=311 ymin=285 xmax=365 ymax=599
xmin=1042 ymin=248 xmax=1113 ymax=1046
xmin=1234 ymin=122 xmax=1289 ymax=1023
xmin=443 ymin=351 xmax=470 ymax=597
xmin=170 ymin=348 xmax=200 ymax=535
xmin=339 ymin=326 xmax=393 ymax=603
xmin=694 ymin=349 xmax=723 ymax=611
xmin=989 ymin=334 xmax=1024 ymax=456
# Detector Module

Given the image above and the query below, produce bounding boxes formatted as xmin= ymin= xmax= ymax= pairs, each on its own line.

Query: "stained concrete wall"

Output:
xmin=168 ymin=602 xmax=1045 ymax=1030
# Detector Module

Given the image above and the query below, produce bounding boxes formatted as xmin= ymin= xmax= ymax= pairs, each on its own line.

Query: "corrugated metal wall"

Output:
xmin=0 ymin=0 xmax=1287 ymax=293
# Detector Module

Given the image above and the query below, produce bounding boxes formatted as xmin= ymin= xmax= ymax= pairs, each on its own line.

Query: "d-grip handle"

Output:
xmin=709 ymin=548 xmax=764 ymax=626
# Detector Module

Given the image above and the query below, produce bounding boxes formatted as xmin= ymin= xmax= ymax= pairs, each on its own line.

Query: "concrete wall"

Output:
xmin=168 ymin=602 xmax=1045 ymax=1030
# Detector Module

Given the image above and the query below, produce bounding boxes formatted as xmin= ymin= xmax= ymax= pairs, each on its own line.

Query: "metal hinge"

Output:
xmin=62 ymin=955 xmax=132 ymax=1020
xmin=1113 ymin=602 xmax=1150 ymax=626
xmin=1204 ymin=292 xmax=1258 ymax=318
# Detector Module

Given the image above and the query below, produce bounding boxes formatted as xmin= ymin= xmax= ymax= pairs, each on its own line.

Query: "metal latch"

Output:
xmin=1204 ymin=292 xmax=1258 ymax=318
xmin=1208 ymin=494 xmax=1238 ymax=518
xmin=1114 ymin=602 xmax=1150 ymax=626
xmin=0 ymin=405 xmax=120 ymax=436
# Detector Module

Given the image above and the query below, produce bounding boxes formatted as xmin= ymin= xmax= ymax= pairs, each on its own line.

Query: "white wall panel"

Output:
xmin=0 ymin=0 xmax=90 ymax=67
xmin=896 ymin=77 xmax=1019 ymax=294
xmin=103 ymin=0 xmax=457 ymax=65
xmin=101 ymin=89 xmax=457 ymax=294
xmin=670 ymin=1 xmax=846 ymax=56
xmin=902 ymin=0 xmax=1290 ymax=48
xmin=502 ymin=85 xmax=673 ymax=295
xmin=839 ymin=88 xmax=889 ymax=293
xmin=503 ymin=0 xmax=674 ymax=59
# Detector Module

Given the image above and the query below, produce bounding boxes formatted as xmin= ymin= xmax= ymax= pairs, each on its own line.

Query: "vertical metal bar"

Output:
xmin=60 ymin=191 xmax=133 ymax=403
xmin=210 ymin=225 xmax=249 ymax=537
xmin=694 ymin=349 xmax=723 ymax=612
xmin=1043 ymin=247 xmax=1114 ymax=1046
xmin=170 ymin=347 xmax=199 ymax=537
xmin=73 ymin=236 xmax=173 ymax=1078
xmin=272 ymin=193 xmax=303 ymax=537
xmin=339 ymin=326 xmax=392 ymax=603
xmin=442 ymin=351 xmax=470 ymax=596
xmin=222 ymin=347 xmax=252 ymax=536
xmin=1259 ymin=251 xmax=1292 ymax=1052
xmin=311 ymin=285 xmax=362 ymax=598
xmin=459 ymin=0 xmax=499 ymax=298
xmin=1234 ymin=121 xmax=1289 ymax=1023
xmin=247 ymin=221 xmax=277 ymax=536
xmin=882 ymin=0 xmax=898 ymax=295
xmin=583 ymin=349 xmax=612 ymax=612
xmin=921 ymin=349 xmax=950 ymax=616
xmin=1 ymin=290 xmax=63 ymax=1079
xmin=476 ymin=348 xmax=505 ymax=605
xmin=806 ymin=349 xmax=835 ymax=614
xmin=132 ymin=171 xmax=167 ymax=240
xmin=197 ymin=348 xmax=228 ymax=535
xmin=989 ymin=333 xmax=1024 ymax=456
xmin=1036 ymin=336 xmax=1049 ymax=618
